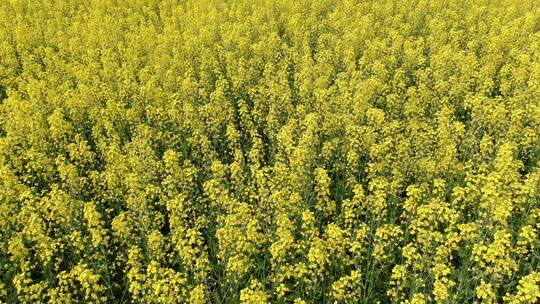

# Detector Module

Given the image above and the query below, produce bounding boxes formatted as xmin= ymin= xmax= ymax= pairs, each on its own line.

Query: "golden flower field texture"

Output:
xmin=0 ymin=0 xmax=539 ymax=303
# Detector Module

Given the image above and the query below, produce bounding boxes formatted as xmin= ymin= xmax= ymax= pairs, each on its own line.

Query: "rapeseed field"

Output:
xmin=0 ymin=0 xmax=539 ymax=303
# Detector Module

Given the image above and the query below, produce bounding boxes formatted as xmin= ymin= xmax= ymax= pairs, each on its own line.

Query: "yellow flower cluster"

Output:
xmin=503 ymin=272 xmax=540 ymax=304
xmin=0 ymin=0 xmax=539 ymax=303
